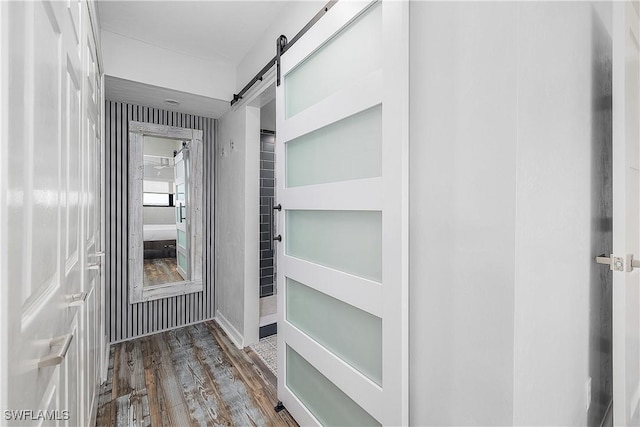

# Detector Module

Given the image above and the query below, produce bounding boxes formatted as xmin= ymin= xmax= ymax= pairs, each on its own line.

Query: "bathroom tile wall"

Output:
xmin=259 ymin=131 xmax=276 ymax=298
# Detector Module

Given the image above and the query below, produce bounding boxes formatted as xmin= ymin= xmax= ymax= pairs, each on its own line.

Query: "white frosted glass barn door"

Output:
xmin=275 ymin=1 xmax=408 ymax=425
xmin=174 ymin=150 xmax=189 ymax=279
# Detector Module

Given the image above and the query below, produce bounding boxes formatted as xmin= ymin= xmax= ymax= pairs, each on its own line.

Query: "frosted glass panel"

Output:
xmin=287 ymin=210 xmax=381 ymax=282
xmin=285 ymin=2 xmax=381 ymax=118
xmin=287 ymin=278 xmax=381 ymax=384
xmin=178 ymin=253 xmax=187 ymax=271
xmin=287 ymin=346 xmax=380 ymax=426
xmin=286 ymin=105 xmax=381 ymax=187
xmin=176 ymin=184 xmax=185 ymax=202
xmin=177 ymin=230 xmax=186 ymax=248
xmin=175 ymin=157 xmax=184 ymax=180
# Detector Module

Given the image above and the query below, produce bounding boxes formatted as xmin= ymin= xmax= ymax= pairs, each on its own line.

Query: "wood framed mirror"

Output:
xmin=128 ymin=121 xmax=203 ymax=303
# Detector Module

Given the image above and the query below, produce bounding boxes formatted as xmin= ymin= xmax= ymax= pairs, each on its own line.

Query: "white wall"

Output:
xmin=214 ymin=0 xmax=323 ymax=347
xmin=260 ymin=98 xmax=276 ymax=131
xmin=143 ymin=207 xmax=174 ymax=225
xmin=215 ymin=104 xmax=260 ymax=348
xmin=409 ymin=3 xmax=517 ymax=424
xmin=512 ymin=3 xmax=613 ymax=424
xmin=102 ymin=29 xmax=236 ymax=101
xmin=144 ymin=135 xmax=182 ymax=157
xmin=410 ymin=2 xmax=612 ymax=425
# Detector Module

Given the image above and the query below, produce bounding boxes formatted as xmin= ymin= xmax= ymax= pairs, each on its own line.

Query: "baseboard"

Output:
xmin=100 ymin=340 xmax=110 ymax=382
xmin=88 ymin=381 xmax=101 ymax=427
xmin=600 ymin=399 xmax=613 ymax=427
xmin=215 ymin=310 xmax=244 ymax=349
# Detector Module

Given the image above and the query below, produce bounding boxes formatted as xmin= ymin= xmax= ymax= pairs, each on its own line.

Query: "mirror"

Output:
xmin=129 ymin=122 xmax=203 ymax=303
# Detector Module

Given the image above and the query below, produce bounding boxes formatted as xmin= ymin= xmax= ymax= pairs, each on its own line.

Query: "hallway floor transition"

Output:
xmin=249 ymin=335 xmax=278 ymax=377
xmin=96 ymin=321 xmax=297 ymax=426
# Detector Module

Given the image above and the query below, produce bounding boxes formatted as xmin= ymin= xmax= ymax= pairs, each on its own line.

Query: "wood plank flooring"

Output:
xmin=143 ymin=258 xmax=184 ymax=287
xmin=96 ymin=321 xmax=297 ymax=427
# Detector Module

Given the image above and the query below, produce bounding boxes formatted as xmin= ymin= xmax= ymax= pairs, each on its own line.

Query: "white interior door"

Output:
xmin=1 ymin=1 xmax=102 ymax=425
xmin=275 ymin=1 xmax=408 ymax=425
xmin=175 ymin=149 xmax=189 ymax=279
xmin=613 ymin=1 xmax=640 ymax=425
xmin=81 ymin=6 xmax=103 ymax=425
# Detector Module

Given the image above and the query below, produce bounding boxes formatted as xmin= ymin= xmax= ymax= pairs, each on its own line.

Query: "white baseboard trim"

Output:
xmin=88 ymin=381 xmax=100 ymax=427
xmin=100 ymin=340 xmax=110 ymax=382
xmin=631 ymin=383 xmax=640 ymax=422
xmin=215 ymin=310 xmax=244 ymax=349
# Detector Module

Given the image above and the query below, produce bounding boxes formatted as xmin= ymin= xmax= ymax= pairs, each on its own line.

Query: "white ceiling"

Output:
xmin=105 ymin=75 xmax=231 ymax=118
xmin=98 ymin=1 xmax=292 ymax=117
xmin=97 ymin=1 xmax=290 ymax=64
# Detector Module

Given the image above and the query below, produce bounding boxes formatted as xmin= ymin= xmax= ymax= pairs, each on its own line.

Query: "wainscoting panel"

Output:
xmin=105 ymin=101 xmax=215 ymax=342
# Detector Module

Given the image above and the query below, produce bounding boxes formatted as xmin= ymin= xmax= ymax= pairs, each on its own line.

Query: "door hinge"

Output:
xmin=595 ymin=254 xmax=640 ymax=271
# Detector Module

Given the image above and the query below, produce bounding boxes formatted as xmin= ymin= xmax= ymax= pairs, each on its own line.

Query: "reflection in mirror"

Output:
xmin=129 ymin=122 xmax=203 ymax=303
xmin=142 ymin=136 xmax=189 ymax=287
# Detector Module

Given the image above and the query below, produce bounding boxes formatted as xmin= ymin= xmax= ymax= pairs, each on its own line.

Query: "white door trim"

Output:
xmin=612 ymin=1 xmax=640 ymax=425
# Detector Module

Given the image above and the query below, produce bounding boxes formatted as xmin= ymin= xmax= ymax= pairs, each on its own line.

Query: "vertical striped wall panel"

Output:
xmin=105 ymin=100 xmax=216 ymax=343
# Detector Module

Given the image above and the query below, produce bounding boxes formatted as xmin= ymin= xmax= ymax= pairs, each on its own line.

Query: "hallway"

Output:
xmin=96 ymin=321 xmax=296 ymax=427
xmin=2 ymin=1 xmax=640 ymax=425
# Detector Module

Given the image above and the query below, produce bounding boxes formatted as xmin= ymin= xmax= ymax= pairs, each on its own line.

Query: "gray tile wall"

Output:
xmin=260 ymin=131 xmax=276 ymax=298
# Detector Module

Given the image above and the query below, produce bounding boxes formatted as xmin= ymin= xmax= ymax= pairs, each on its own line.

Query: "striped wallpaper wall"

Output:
xmin=105 ymin=100 xmax=216 ymax=343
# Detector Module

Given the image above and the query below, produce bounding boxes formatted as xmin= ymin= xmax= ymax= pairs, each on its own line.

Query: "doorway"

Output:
xmin=251 ymin=98 xmax=278 ymax=376
xmin=259 ymin=129 xmax=277 ymax=333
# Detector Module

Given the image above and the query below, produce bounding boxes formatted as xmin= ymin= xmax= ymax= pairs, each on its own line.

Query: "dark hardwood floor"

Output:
xmin=143 ymin=258 xmax=184 ymax=287
xmin=96 ymin=321 xmax=297 ymax=427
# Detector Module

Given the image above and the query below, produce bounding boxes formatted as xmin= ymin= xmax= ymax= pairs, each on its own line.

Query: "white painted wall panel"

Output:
xmin=409 ymin=3 xmax=517 ymax=425
xmin=410 ymin=2 xmax=613 ymax=425
xmin=513 ymin=3 xmax=611 ymax=425
xmin=215 ymin=105 xmax=260 ymax=347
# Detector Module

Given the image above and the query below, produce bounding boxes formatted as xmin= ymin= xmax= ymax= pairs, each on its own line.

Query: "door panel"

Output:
xmin=286 ymin=209 xmax=382 ymax=281
xmin=81 ymin=6 xmax=102 ymax=424
xmin=2 ymin=0 xmax=103 ymax=425
xmin=285 ymin=105 xmax=382 ymax=187
xmin=10 ymin=1 xmax=67 ymax=413
xmin=276 ymin=1 xmax=408 ymax=425
xmin=175 ymin=150 xmax=189 ymax=279
xmin=286 ymin=345 xmax=381 ymax=427
xmin=286 ymin=278 xmax=382 ymax=384
xmin=65 ymin=52 xmax=81 ymax=272
xmin=613 ymin=1 xmax=640 ymax=425
xmin=284 ymin=2 xmax=382 ymax=118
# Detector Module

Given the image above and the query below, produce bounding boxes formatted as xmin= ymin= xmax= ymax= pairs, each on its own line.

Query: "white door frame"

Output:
xmin=241 ymin=70 xmax=278 ymax=348
xmin=216 ymin=68 xmax=276 ymax=349
xmin=612 ymin=1 xmax=640 ymax=425
xmin=0 ymin=0 xmax=8 ymax=413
